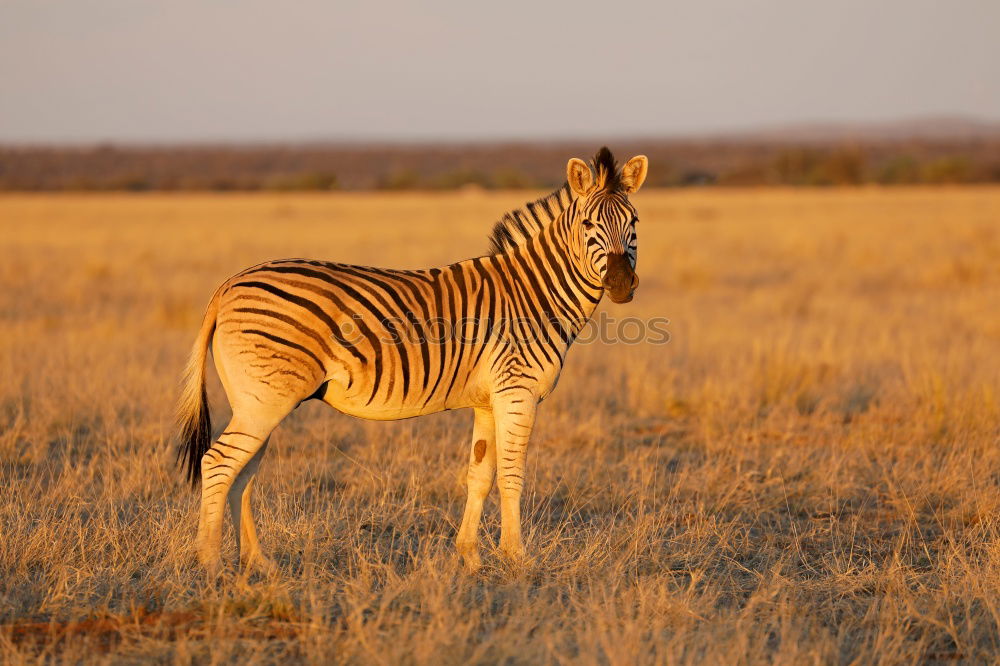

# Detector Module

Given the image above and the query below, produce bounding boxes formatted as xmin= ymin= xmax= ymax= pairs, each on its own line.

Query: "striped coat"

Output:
xmin=177 ymin=147 xmax=648 ymax=573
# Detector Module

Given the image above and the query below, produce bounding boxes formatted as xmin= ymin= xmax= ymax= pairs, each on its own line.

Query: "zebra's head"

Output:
xmin=566 ymin=148 xmax=648 ymax=304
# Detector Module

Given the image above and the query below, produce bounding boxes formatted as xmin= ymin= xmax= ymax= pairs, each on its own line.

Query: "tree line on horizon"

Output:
xmin=1 ymin=139 xmax=998 ymax=191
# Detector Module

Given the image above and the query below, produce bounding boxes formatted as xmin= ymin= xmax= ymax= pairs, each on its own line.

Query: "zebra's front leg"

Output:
xmin=456 ymin=407 xmax=496 ymax=572
xmin=493 ymin=390 xmax=537 ymax=562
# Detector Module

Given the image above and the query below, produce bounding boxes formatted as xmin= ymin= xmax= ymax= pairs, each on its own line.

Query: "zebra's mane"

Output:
xmin=486 ymin=147 xmax=622 ymax=255
xmin=487 ymin=183 xmax=574 ymax=255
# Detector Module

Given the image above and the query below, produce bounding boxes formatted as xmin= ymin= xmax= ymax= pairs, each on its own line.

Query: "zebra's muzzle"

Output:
xmin=603 ymin=253 xmax=639 ymax=304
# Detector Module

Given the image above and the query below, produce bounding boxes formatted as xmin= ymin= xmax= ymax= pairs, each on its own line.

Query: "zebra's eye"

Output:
xmin=581 ymin=219 xmax=595 ymax=231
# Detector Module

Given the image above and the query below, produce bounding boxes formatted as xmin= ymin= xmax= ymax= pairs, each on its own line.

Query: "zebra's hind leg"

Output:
xmin=228 ymin=438 xmax=277 ymax=575
xmin=196 ymin=414 xmax=283 ymax=576
xmin=456 ymin=407 xmax=496 ymax=572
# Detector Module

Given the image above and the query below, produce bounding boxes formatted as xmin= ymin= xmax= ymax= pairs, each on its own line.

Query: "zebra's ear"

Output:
xmin=567 ymin=158 xmax=594 ymax=196
xmin=621 ymin=155 xmax=648 ymax=194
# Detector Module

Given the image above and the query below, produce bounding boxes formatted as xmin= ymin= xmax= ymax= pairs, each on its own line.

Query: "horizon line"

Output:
xmin=2 ymin=114 xmax=1000 ymax=149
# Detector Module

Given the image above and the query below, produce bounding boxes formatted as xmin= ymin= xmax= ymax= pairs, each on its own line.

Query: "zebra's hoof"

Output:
xmin=461 ymin=552 xmax=482 ymax=573
xmin=243 ymin=553 xmax=279 ymax=577
xmin=457 ymin=542 xmax=482 ymax=573
xmin=200 ymin=556 xmax=223 ymax=579
xmin=499 ymin=541 xmax=526 ymax=562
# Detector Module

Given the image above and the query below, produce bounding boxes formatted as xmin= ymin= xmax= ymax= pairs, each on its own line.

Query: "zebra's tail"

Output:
xmin=176 ymin=287 xmax=221 ymax=487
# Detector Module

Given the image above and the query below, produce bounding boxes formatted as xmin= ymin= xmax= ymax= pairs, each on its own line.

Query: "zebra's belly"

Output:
xmin=318 ymin=382 xmax=478 ymax=421
xmin=322 ymin=399 xmax=455 ymax=421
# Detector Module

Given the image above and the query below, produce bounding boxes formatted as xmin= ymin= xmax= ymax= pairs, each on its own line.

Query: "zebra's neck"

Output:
xmin=492 ymin=202 xmax=604 ymax=347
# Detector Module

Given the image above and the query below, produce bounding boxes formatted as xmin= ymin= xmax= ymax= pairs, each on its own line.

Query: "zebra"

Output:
xmin=177 ymin=147 xmax=648 ymax=574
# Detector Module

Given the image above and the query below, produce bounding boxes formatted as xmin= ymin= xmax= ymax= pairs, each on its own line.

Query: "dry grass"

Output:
xmin=1 ymin=188 xmax=999 ymax=664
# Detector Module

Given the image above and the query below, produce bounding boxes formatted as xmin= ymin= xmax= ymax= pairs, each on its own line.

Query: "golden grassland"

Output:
xmin=1 ymin=188 xmax=999 ymax=664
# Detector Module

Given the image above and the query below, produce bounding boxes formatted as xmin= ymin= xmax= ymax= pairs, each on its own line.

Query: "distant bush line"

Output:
xmin=1 ymin=140 xmax=998 ymax=191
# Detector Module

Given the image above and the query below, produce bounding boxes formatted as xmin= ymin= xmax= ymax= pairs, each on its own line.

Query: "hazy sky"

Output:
xmin=1 ymin=0 xmax=998 ymax=142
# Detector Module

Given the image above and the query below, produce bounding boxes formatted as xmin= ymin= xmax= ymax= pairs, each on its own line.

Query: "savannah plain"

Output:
xmin=1 ymin=187 xmax=999 ymax=664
